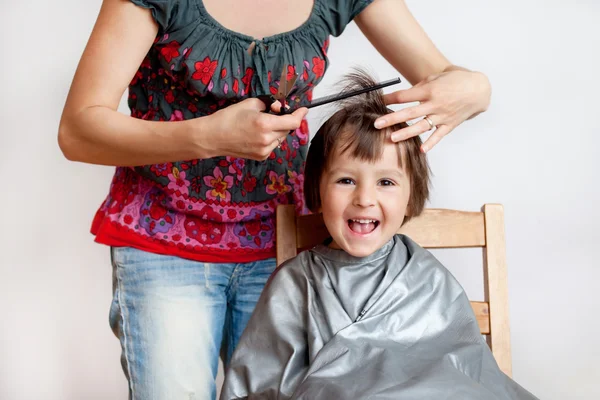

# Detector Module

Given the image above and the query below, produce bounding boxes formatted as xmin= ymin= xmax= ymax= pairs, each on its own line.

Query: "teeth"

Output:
xmin=351 ymin=219 xmax=377 ymax=224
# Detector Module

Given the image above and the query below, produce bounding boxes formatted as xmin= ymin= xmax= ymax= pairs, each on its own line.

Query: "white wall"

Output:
xmin=1 ymin=1 xmax=598 ymax=399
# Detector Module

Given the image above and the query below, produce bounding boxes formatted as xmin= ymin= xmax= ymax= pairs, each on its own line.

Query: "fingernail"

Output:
xmin=374 ymin=119 xmax=386 ymax=129
xmin=420 ymin=145 xmax=428 ymax=153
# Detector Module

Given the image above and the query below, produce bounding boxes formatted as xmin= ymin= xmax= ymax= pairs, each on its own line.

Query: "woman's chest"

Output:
xmin=201 ymin=0 xmax=315 ymax=40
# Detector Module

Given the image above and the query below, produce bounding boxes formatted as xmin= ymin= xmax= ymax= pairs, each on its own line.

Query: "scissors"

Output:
xmin=258 ymin=65 xmax=402 ymax=115
xmin=258 ymin=65 xmax=298 ymax=115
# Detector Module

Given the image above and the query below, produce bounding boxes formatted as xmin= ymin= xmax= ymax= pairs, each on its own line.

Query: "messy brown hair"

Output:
xmin=304 ymin=69 xmax=431 ymax=221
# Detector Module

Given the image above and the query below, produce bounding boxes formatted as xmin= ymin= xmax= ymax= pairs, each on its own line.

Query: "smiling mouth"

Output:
xmin=348 ymin=219 xmax=380 ymax=234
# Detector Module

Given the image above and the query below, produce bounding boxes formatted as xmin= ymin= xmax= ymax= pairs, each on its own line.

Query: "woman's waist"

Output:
xmin=106 ymin=163 xmax=303 ymax=223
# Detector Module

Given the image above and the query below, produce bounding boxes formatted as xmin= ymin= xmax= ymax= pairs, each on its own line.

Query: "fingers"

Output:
xmin=421 ymin=125 xmax=451 ymax=153
xmin=252 ymin=130 xmax=289 ymax=160
xmin=383 ymin=85 xmax=429 ymax=106
xmin=389 ymin=116 xmax=437 ymax=142
xmin=374 ymin=103 xmax=434 ymax=130
xmin=262 ymin=107 xmax=308 ymax=131
xmin=245 ymin=97 xmax=270 ymax=111
xmin=270 ymin=100 xmax=282 ymax=114
xmin=388 ymin=115 xmax=453 ymax=153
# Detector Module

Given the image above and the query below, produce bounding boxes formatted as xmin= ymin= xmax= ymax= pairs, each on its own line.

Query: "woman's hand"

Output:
xmin=374 ymin=69 xmax=491 ymax=152
xmin=200 ymin=98 xmax=308 ymax=160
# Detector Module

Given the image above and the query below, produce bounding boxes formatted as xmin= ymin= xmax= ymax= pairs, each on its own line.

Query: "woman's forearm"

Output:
xmin=58 ymin=106 xmax=210 ymax=167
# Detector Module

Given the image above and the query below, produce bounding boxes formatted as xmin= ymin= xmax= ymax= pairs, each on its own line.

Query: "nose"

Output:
xmin=352 ymin=183 xmax=375 ymax=208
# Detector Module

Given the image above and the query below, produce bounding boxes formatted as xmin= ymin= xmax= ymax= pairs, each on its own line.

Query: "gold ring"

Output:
xmin=424 ymin=116 xmax=435 ymax=130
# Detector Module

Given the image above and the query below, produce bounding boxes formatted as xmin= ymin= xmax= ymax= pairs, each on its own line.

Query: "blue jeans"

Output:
xmin=109 ymin=246 xmax=277 ymax=400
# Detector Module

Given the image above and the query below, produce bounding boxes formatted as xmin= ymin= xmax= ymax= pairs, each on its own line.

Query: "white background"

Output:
xmin=1 ymin=1 xmax=599 ymax=399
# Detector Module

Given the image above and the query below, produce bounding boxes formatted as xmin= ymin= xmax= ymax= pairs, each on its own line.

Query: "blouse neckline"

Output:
xmin=196 ymin=0 xmax=321 ymax=44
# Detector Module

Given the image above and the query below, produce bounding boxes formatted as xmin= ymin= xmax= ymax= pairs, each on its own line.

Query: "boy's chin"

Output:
xmin=345 ymin=246 xmax=379 ymax=258
xmin=330 ymin=239 xmax=381 ymax=258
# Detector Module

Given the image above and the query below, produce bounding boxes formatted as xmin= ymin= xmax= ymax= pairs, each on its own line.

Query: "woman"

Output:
xmin=58 ymin=0 xmax=491 ymax=399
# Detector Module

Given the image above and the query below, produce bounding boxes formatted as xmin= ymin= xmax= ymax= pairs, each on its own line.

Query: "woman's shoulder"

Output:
xmin=316 ymin=0 xmax=375 ymax=37
xmin=129 ymin=0 xmax=199 ymax=33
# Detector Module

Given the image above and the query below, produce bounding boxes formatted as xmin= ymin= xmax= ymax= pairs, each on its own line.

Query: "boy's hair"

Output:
xmin=304 ymin=69 xmax=431 ymax=221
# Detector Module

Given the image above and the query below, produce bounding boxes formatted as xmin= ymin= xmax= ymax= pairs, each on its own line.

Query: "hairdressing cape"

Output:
xmin=221 ymin=235 xmax=538 ymax=400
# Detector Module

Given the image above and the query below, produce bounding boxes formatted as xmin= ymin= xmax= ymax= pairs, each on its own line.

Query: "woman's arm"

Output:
xmin=356 ymin=0 xmax=450 ymax=84
xmin=355 ymin=0 xmax=491 ymax=152
xmin=58 ymin=0 xmax=306 ymax=166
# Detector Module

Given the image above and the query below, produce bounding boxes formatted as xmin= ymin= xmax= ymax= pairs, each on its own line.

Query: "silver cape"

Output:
xmin=221 ymin=235 xmax=538 ymax=400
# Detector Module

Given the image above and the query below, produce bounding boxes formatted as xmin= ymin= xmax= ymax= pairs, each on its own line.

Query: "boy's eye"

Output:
xmin=336 ymin=178 xmax=355 ymax=185
xmin=378 ymin=179 xmax=395 ymax=186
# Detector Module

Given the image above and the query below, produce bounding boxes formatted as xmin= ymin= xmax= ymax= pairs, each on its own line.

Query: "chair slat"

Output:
xmin=471 ymin=301 xmax=490 ymax=334
xmin=482 ymin=204 xmax=512 ymax=376
xmin=398 ymin=209 xmax=486 ymax=248
xmin=295 ymin=208 xmax=486 ymax=250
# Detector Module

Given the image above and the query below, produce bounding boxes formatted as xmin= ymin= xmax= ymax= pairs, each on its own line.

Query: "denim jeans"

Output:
xmin=109 ymin=246 xmax=277 ymax=400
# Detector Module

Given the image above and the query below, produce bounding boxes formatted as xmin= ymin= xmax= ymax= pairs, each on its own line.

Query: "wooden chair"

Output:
xmin=276 ymin=203 xmax=512 ymax=377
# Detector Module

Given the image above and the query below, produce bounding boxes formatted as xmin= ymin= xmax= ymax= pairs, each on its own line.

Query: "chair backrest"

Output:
xmin=276 ymin=203 xmax=512 ymax=377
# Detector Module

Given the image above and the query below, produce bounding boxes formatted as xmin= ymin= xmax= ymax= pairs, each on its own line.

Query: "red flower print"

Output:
xmin=312 ymin=57 xmax=325 ymax=78
xmin=123 ymin=215 xmax=133 ymax=225
xmin=227 ymin=156 xmax=245 ymax=181
xmin=184 ymin=206 xmax=224 ymax=245
xmin=233 ymin=79 xmax=239 ymax=94
xmin=321 ymin=38 xmax=330 ymax=56
xmin=300 ymin=119 xmax=309 ymax=134
xmin=227 ymin=209 xmax=237 ymax=219
xmin=266 ymin=171 xmax=291 ymax=195
xmin=298 ymin=119 xmax=310 ymax=145
xmin=160 ymin=41 xmax=181 ymax=63
xmin=198 ymin=205 xmax=222 ymax=222
xmin=188 ymin=103 xmax=198 ymax=113
xmin=150 ymin=162 xmax=173 ymax=177
xmin=192 ymin=57 xmax=218 ymax=85
xmin=149 ymin=202 xmax=168 ymax=220
xmin=242 ymin=68 xmax=254 ymax=87
xmin=167 ymin=167 xmax=191 ymax=195
xmin=246 ymin=220 xmax=262 ymax=236
xmin=169 ymin=110 xmax=184 ymax=121
xmin=131 ymin=70 xmax=143 ymax=86
xmin=287 ymin=65 xmax=296 ymax=80
xmin=243 ymin=174 xmax=257 ymax=193
xmin=165 ymin=90 xmax=175 ymax=104
xmin=221 ymin=68 xmax=227 ymax=78
xmin=203 ymin=167 xmax=233 ymax=202
xmin=302 ymin=68 xmax=309 ymax=82
xmin=190 ymin=176 xmax=203 ymax=193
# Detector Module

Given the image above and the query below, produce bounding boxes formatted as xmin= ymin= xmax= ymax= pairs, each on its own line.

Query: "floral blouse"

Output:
xmin=91 ymin=0 xmax=374 ymax=262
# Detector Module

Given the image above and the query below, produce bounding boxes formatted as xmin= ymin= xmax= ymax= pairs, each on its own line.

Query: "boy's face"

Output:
xmin=319 ymin=140 xmax=411 ymax=258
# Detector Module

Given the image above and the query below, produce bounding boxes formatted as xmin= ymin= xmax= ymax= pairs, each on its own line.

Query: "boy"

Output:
xmin=221 ymin=71 xmax=538 ymax=400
